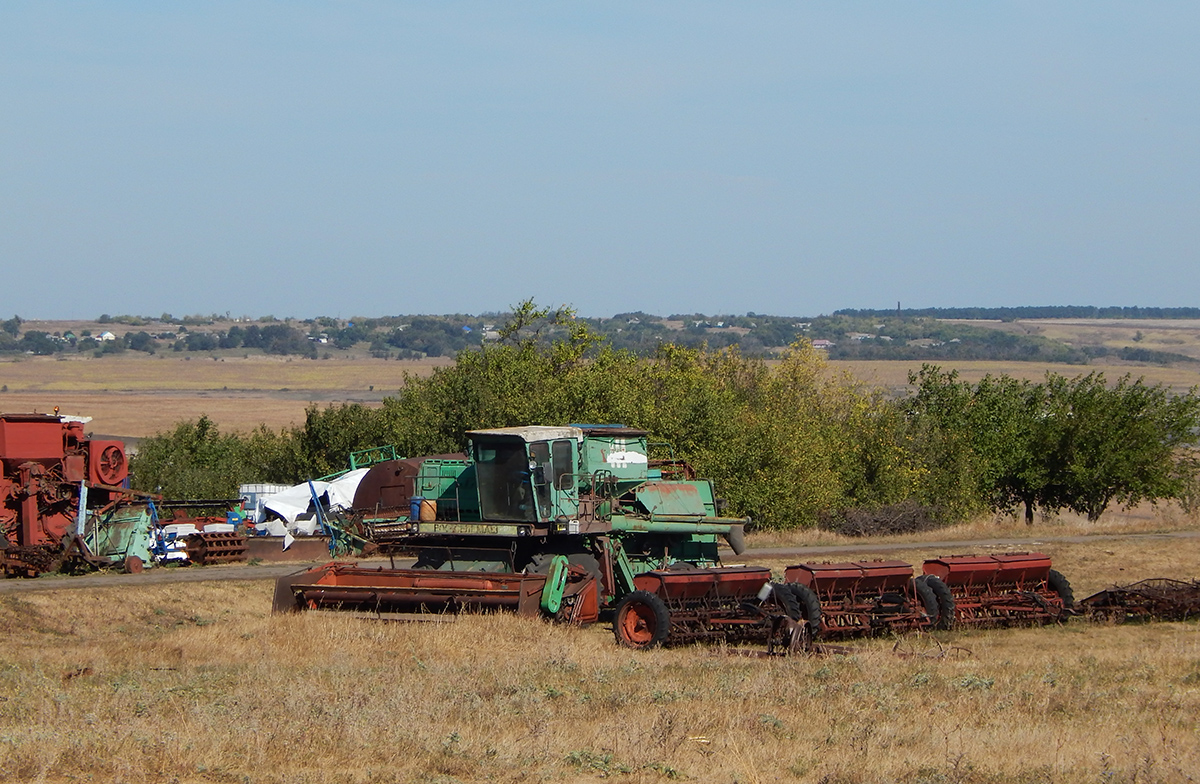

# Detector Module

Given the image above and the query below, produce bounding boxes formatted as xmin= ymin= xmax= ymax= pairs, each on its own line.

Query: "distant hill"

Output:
xmin=3 ymin=307 xmax=1199 ymax=367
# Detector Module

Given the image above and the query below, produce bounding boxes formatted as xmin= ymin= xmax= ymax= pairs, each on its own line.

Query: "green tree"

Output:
xmin=1052 ymin=374 xmax=1200 ymax=521
xmin=130 ymin=416 xmax=256 ymax=498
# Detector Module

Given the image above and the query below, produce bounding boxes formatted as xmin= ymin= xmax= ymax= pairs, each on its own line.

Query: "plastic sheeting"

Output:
xmin=259 ymin=468 xmax=370 ymax=533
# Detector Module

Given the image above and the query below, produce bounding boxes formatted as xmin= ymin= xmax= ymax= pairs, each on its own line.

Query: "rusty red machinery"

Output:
xmin=0 ymin=413 xmax=134 ymax=575
xmin=615 ymin=566 xmax=801 ymax=650
xmin=274 ymin=557 xmax=601 ymax=624
xmin=1079 ymin=578 xmax=1200 ymax=623
xmin=782 ymin=560 xmax=948 ymax=638
xmin=921 ymin=552 xmax=1074 ymax=627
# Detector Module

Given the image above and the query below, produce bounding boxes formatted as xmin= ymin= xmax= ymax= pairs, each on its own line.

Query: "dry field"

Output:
xmin=2 ymin=534 xmax=1199 ymax=784
xmin=4 ymin=351 xmax=1200 ymax=439
xmin=937 ymin=319 xmax=1200 ymax=363
xmin=0 ymin=355 xmax=452 ymax=436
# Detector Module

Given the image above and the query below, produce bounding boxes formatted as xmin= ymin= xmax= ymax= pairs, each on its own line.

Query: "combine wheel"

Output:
xmin=786 ymin=584 xmax=822 ymax=631
xmin=614 ymin=590 xmax=670 ymax=650
xmin=1048 ymin=569 xmax=1075 ymax=610
xmin=918 ymin=574 xmax=955 ymax=629
xmin=122 ymin=555 xmax=144 ymax=574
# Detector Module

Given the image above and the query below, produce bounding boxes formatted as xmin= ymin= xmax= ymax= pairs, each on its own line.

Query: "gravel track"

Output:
xmin=2 ymin=530 xmax=1197 ymax=594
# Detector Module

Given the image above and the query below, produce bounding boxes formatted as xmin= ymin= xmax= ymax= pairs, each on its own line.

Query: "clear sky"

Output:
xmin=2 ymin=3 xmax=1197 ymax=319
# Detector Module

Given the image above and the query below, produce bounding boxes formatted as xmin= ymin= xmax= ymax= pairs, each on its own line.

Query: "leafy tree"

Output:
xmin=1052 ymin=374 xmax=1200 ymax=520
xmin=131 ymin=416 xmax=257 ymax=498
xmin=2 ymin=316 xmax=20 ymax=338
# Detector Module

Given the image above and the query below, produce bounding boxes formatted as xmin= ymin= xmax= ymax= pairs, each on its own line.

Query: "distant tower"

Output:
xmin=897 ymin=301 xmax=901 ymax=317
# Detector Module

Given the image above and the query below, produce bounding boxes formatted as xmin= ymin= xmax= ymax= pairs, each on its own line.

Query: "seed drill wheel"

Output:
xmin=614 ymin=590 xmax=670 ymax=649
xmin=784 ymin=583 xmax=822 ymax=632
xmin=773 ymin=582 xmax=802 ymax=619
xmin=1048 ymin=569 xmax=1075 ymax=609
xmin=916 ymin=574 xmax=955 ymax=629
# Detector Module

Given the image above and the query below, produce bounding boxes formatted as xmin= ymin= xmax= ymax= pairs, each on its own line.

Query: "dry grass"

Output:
xmin=0 ymin=356 xmax=451 ymax=436
xmin=745 ymin=503 xmax=1199 ymax=552
xmin=2 ymin=536 xmax=1199 ymax=783
xmin=0 ymin=355 xmax=451 ymax=393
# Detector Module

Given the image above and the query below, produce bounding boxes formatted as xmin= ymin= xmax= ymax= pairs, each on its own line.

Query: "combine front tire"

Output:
xmin=614 ymin=590 xmax=670 ymax=649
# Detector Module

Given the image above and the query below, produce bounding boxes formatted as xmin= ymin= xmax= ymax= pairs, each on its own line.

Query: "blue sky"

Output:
xmin=2 ymin=3 xmax=1197 ymax=319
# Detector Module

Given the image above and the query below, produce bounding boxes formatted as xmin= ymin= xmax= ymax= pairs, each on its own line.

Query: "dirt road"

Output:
xmin=3 ymin=529 xmax=1196 ymax=594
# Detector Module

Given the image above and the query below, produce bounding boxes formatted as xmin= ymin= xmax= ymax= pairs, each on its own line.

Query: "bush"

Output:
xmin=819 ymin=500 xmax=944 ymax=537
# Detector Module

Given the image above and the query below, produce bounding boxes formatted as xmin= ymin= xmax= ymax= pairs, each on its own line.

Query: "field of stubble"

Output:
xmin=2 ymin=533 xmax=1198 ymax=784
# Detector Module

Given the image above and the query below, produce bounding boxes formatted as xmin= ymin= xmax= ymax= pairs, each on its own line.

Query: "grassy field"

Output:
xmin=2 ymin=533 xmax=1198 ymax=784
xmin=938 ymin=318 xmax=1200 ymax=362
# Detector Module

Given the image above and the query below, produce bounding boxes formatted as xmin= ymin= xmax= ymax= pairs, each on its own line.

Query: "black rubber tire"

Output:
xmin=613 ymin=590 xmax=671 ymax=650
xmin=920 ymin=574 xmax=956 ymax=630
xmin=1048 ymin=569 xmax=1075 ymax=609
xmin=912 ymin=576 xmax=939 ymax=620
xmin=772 ymin=582 xmax=802 ymax=620
xmin=785 ymin=583 xmax=822 ymax=631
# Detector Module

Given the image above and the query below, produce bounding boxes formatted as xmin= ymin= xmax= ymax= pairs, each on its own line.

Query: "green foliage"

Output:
xmin=130 ymin=416 xmax=260 ymax=499
xmin=905 ymin=366 xmax=1200 ymax=523
xmin=130 ymin=304 xmax=1200 ymax=529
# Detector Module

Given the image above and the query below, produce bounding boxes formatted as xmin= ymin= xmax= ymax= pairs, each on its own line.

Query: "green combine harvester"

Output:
xmin=275 ymin=425 xmax=811 ymax=650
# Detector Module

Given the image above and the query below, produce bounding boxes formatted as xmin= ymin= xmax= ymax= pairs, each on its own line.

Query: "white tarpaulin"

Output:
xmin=260 ymin=468 xmax=370 ymax=530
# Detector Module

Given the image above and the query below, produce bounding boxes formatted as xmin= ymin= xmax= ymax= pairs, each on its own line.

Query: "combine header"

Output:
xmin=921 ymin=552 xmax=1074 ymax=627
xmin=275 ymin=425 xmax=804 ymax=648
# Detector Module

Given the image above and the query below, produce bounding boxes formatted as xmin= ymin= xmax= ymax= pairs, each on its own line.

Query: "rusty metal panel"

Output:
xmin=635 ymin=482 xmax=706 ymax=517
xmin=0 ymin=415 xmax=65 ymax=461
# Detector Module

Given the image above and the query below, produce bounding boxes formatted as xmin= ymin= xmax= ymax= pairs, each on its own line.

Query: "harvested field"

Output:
xmin=2 ymin=352 xmax=1199 ymax=437
xmin=0 ymin=355 xmax=451 ymax=436
xmin=2 ymin=534 xmax=1198 ymax=783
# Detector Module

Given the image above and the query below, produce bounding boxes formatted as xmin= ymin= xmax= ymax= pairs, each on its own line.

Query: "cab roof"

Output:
xmin=467 ymin=426 xmax=583 ymax=442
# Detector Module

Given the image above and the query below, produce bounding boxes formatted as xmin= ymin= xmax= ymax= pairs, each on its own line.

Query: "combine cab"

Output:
xmin=783 ymin=560 xmax=948 ymax=637
xmin=922 ymin=552 xmax=1074 ymax=627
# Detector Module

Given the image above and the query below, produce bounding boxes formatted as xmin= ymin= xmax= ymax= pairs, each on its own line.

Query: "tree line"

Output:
xmin=130 ymin=302 xmax=1200 ymax=531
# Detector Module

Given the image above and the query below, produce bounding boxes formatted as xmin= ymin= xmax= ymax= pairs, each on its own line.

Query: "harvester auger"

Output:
xmin=274 ymin=425 xmax=807 ymax=649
